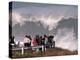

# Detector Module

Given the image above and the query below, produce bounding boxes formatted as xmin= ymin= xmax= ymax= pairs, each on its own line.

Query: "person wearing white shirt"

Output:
xmin=24 ymin=35 xmax=31 ymax=47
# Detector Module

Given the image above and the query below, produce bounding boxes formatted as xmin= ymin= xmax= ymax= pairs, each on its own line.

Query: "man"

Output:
xmin=9 ymin=36 xmax=16 ymax=48
xmin=48 ymin=35 xmax=54 ymax=48
xmin=44 ymin=35 xmax=48 ymax=51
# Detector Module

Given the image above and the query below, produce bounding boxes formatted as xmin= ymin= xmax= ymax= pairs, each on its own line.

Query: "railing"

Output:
xmin=10 ymin=45 xmax=45 ymax=55
xmin=10 ymin=41 xmax=55 ymax=55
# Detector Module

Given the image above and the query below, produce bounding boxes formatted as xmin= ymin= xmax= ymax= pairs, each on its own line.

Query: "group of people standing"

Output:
xmin=9 ymin=34 xmax=55 ymax=52
xmin=23 ymin=34 xmax=55 ymax=48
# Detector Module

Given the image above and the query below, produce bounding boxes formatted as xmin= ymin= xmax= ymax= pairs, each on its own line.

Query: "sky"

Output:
xmin=10 ymin=1 xmax=78 ymax=51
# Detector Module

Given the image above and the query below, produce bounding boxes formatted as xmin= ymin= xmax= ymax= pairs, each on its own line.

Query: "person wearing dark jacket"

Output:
xmin=48 ymin=35 xmax=55 ymax=48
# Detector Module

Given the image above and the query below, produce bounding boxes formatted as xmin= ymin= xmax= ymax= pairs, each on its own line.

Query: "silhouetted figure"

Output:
xmin=9 ymin=36 xmax=16 ymax=49
xmin=9 ymin=36 xmax=15 ymax=44
xmin=44 ymin=35 xmax=48 ymax=51
xmin=35 ymin=35 xmax=40 ymax=45
xmin=48 ymin=35 xmax=55 ymax=48
xmin=41 ymin=35 xmax=45 ymax=45
xmin=39 ymin=36 xmax=42 ymax=45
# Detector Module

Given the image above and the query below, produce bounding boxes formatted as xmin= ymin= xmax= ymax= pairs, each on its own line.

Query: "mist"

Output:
xmin=54 ymin=28 xmax=78 ymax=51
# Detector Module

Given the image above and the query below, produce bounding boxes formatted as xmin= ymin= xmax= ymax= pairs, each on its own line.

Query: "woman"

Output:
xmin=31 ymin=37 xmax=38 ymax=47
xmin=31 ymin=37 xmax=39 ymax=52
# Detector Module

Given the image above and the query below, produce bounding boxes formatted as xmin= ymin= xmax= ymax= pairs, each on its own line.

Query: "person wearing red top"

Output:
xmin=31 ymin=37 xmax=39 ymax=53
xmin=31 ymin=37 xmax=38 ymax=46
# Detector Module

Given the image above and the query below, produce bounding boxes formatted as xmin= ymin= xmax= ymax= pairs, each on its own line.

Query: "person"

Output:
xmin=48 ymin=35 xmax=54 ymax=48
xmin=41 ymin=35 xmax=45 ymax=45
xmin=9 ymin=36 xmax=16 ymax=48
xmin=39 ymin=36 xmax=42 ymax=45
xmin=44 ymin=35 xmax=48 ymax=46
xmin=11 ymin=36 xmax=15 ymax=44
xmin=35 ymin=35 xmax=40 ymax=45
xmin=24 ymin=35 xmax=31 ymax=47
xmin=44 ymin=35 xmax=48 ymax=51
xmin=31 ymin=37 xmax=38 ymax=47
xmin=31 ymin=36 xmax=39 ymax=53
